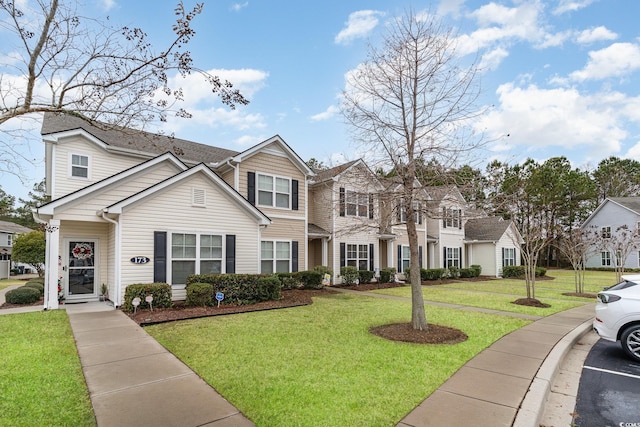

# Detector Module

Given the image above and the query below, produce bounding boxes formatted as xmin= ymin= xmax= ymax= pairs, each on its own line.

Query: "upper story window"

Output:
xmin=7 ymin=234 xmax=12 ymax=246
xmin=339 ymin=188 xmax=373 ymax=219
xmin=443 ymin=207 xmax=462 ymax=229
xmin=601 ymin=226 xmax=611 ymax=238
xmin=399 ymin=200 xmax=421 ymax=224
xmin=70 ymin=154 xmax=89 ymax=179
xmin=258 ymin=173 xmax=290 ymax=208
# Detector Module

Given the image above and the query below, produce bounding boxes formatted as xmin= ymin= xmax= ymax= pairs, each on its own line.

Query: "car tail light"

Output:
xmin=597 ymin=293 xmax=621 ymax=303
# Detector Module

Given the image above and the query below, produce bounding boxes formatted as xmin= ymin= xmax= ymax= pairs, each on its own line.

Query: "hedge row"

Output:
xmin=501 ymin=266 xmax=547 ymax=278
xmin=405 ymin=265 xmax=482 ymax=281
xmin=5 ymin=286 xmax=41 ymax=304
xmin=122 ymin=283 xmax=173 ymax=312
xmin=186 ymin=274 xmax=281 ymax=305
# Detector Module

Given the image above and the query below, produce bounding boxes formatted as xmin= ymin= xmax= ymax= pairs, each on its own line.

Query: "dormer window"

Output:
xmin=70 ymin=154 xmax=89 ymax=178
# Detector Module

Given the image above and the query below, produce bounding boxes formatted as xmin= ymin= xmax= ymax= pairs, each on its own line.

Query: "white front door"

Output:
xmin=64 ymin=240 xmax=98 ymax=300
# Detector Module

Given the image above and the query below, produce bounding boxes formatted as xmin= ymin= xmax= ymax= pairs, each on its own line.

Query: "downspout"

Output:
xmin=225 ymin=159 xmax=239 ymax=192
xmin=101 ymin=211 xmax=121 ymax=307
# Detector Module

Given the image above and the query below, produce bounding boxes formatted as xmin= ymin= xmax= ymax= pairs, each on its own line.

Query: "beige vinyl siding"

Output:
xmin=54 ymin=162 xmax=184 ymax=221
xmin=261 ymin=218 xmax=306 ymax=268
xmin=58 ymin=220 xmax=110 ymax=296
xmin=118 ymin=174 xmax=262 ymax=298
xmin=469 ymin=242 xmax=496 ymax=276
xmin=221 ymin=169 xmax=235 ymax=188
xmin=309 ymin=183 xmax=334 ymax=231
xmin=53 ymin=136 xmax=141 ymax=199
xmin=238 ymin=150 xmax=306 ymax=219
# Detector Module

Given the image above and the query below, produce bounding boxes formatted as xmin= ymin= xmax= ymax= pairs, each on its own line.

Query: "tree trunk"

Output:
xmin=406 ymin=200 xmax=428 ymax=330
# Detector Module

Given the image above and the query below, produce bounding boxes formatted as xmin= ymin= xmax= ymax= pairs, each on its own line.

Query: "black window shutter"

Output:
xmin=340 ymin=242 xmax=346 ymax=267
xmin=419 ymin=246 xmax=423 ymax=268
xmin=369 ymin=243 xmax=374 ymax=271
xmin=458 ymin=210 xmax=462 ymax=229
xmin=460 ymin=246 xmax=463 ymax=267
xmin=339 ymin=187 xmax=345 ymax=216
xmin=397 ymin=201 xmax=402 ymax=222
xmin=502 ymin=247 xmax=505 ymax=267
xmin=292 ymin=241 xmax=299 ymax=272
xmin=369 ymin=194 xmax=374 ymax=219
xmin=154 ymin=231 xmax=167 ymax=283
xmin=292 ymin=180 xmax=299 ymax=211
xmin=443 ymin=246 xmax=447 ymax=268
xmin=418 ymin=203 xmax=422 ymax=224
xmin=397 ymin=245 xmax=402 ymax=273
xmin=247 ymin=172 xmax=255 ymax=205
xmin=226 ymin=235 xmax=236 ymax=274
xmin=442 ymin=207 xmax=447 ymax=228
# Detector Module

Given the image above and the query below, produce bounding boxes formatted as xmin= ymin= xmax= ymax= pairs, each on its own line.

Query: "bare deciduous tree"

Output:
xmin=0 ymin=0 xmax=247 ymax=173
xmin=556 ymin=228 xmax=593 ymax=294
xmin=341 ymin=10 xmax=482 ymax=330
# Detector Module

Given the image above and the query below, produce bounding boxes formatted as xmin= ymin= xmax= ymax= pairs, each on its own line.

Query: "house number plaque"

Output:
xmin=130 ymin=256 xmax=150 ymax=264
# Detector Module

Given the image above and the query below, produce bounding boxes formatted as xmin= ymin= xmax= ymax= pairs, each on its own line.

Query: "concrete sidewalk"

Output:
xmin=396 ymin=303 xmax=594 ymax=427
xmin=65 ymin=303 xmax=254 ymax=427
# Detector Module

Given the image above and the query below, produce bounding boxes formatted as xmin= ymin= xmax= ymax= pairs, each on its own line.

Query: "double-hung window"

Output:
xmin=601 ymin=251 xmax=611 ymax=266
xmin=258 ymin=174 xmax=290 ymax=208
xmin=503 ymin=248 xmax=516 ymax=266
xmin=346 ymin=190 xmax=369 ymax=217
xmin=7 ymin=234 xmax=12 ymax=246
xmin=401 ymin=245 xmax=411 ymax=272
xmin=171 ymin=233 xmax=223 ymax=285
xmin=261 ymin=241 xmax=291 ymax=273
xmin=446 ymin=247 xmax=461 ymax=268
xmin=601 ymin=226 xmax=611 ymax=238
xmin=71 ymin=154 xmax=89 ymax=178
xmin=346 ymin=243 xmax=369 ymax=270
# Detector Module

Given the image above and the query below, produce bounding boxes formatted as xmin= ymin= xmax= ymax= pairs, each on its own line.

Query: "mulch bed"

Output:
xmin=511 ymin=298 xmax=551 ymax=308
xmin=370 ymin=322 xmax=468 ymax=344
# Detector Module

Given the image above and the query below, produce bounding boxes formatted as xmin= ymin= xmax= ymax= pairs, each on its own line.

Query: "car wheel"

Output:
xmin=621 ymin=324 xmax=640 ymax=362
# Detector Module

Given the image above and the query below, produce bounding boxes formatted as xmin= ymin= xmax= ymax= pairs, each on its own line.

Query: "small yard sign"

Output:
xmin=215 ymin=292 xmax=224 ymax=307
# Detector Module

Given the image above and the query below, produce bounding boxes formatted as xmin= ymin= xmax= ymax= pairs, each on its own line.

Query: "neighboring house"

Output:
xmin=581 ymin=197 xmax=640 ymax=269
xmin=35 ymin=113 xmax=312 ymax=309
xmin=308 ymin=160 xmax=385 ymax=283
xmin=424 ymin=185 xmax=470 ymax=270
xmin=465 ymin=217 xmax=523 ymax=277
xmin=0 ymin=220 xmax=33 ymax=278
xmin=378 ymin=177 xmax=430 ymax=277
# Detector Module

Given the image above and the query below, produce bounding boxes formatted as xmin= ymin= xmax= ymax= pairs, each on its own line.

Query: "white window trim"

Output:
xmin=601 ymin=226 xmax=611 ymax=239
xmin=601 ymin=251 xmax=611 ymax=266
xmin=260 ymin=239 xmax=292 ymax=273
xmin=346 ymin=243 xmax=369 ymax=271
xmin=503 ymin=248 xmax=516 ymax=266
xmin=446 ymin=247 xmax=461 ymax=268
xmin=169 ymin=231 xmax=225 ymax=285
xmin=346 ymin=190 xmax=370 ymax=218
xmin=256 ymin=172 xmax=291 ymax=210
xmin=68 ymin=152 xmax=91 ymax=180
xmin=400 ymin=245 xmax=411 ymax=271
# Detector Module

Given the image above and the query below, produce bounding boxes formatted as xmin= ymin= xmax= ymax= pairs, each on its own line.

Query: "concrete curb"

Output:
xmin=512 ymin=318 xmax=594 ymax=427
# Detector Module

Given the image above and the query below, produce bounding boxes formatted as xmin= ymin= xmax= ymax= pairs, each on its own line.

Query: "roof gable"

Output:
xmin=36 ymin=152 xmax=188 ymax=215
xmin=465 ymin=217 xmax=522 ymax=243
xmin=311 ymin=159 xmax=383 ymax=189
xmin=224 ymin=135 xmax=313 ymax=177
xmin=581 ymin=197 xmax=640 ymax=229
xmin=104 ymin=164 xmax=270 ymax=225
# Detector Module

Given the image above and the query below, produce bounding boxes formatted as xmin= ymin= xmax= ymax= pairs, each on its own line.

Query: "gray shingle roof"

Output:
xmin=465 ymin=217 xmax=510 ymax=241
xmin=610 ymin=197 xmax=640 ymax=214
xmin=311 ymin=160 xmax=360 ymax=183
xmin=0 ymin=220 xmax=32 ymax=234
xmin=41 ymin=112 xmax=239 ymax=165
xmin=308 ymin=223 xmax=330 ymax=236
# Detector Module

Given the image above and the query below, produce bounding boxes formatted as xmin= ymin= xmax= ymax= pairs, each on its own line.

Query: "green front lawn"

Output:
xmin=0 ymin=278 xmax=23 ymax=291
xmin=147 ymin=292 xmax=529 ymax=427
xmin=0 ymin=311 xmax=95 ymax=426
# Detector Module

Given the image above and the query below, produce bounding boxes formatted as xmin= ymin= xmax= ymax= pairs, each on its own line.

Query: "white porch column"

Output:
xmin=387 ymin=240 xmax=393 ymax=270
xmin=321 ymin=238 xmax=328 ymax=266
xmin=44 ymin=220 xmax=60 ymax=310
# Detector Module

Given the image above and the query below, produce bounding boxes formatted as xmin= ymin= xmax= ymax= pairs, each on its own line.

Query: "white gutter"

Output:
xmin=100 ymin=211 xmax=121 ymax=307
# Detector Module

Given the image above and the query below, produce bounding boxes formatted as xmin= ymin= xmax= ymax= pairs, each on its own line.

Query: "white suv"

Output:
xmin=594 ymin=274 xmax=640 ymax=362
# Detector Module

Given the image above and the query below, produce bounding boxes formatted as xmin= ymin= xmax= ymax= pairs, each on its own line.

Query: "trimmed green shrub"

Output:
xmin=23 ymin=282 xmax=44 ymax=295
xmin=186 ymin=282 xmax=213 ymax=307
xmin=277 ymin=272 xmax=303 ymax=290
xmin=470 ymin=265 xmax=482 ymax=277
xmin=536 ymin=267 xmax=547 ymax=277
xmin=5 ymin=286 xmax=41 ymax=304
xmin=340 ymin=266 xmax=359 ymax=285
xmin=186 ymin=274 xmax=280 ymax=305
xmin=312 ymin=265 xmax=333 ymax=278
xmin=501 ymin=266 xmax=547 ymax=278
xmin=122 ymin=283 xmax=172 ymax=312
xmin=422 ymin=268 xmax=446 ymax=280
xmin=459 ymin=268 xmax=476 ymax=278
xmin=27 ymin=277 xmax=45 ymax=284
xmin=447 ymin=266 xmax=460 ymax=279
xmin=297 ymin=270 xmax=324 ymax=289
xmin=358 ymin=270 xmax=375 ymax=284
xmin=379 ymin=268 xmax=396 ymax=283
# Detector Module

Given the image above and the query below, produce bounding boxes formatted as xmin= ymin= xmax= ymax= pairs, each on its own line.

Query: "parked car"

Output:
xmin=593 ymin=274 xmax=640 ymax=362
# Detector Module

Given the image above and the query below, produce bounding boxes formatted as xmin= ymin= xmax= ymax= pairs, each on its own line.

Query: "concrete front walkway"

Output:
xmin=65 ymin=303 xmax=254 ymax=427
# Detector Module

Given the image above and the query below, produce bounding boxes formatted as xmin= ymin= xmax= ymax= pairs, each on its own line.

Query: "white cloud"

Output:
xmin=576 ymin=26 xmax=617 ymax=44
xmin=234 ymin=134 xmax=264 ymax=146
xmin=437 ymin=0 xmax=466 ymax=17
xmin=476 ymin=83 xmax=628 ymax=159
xmin=100 ymin=0 xmax=116 ymax=12
xmin=335 ymin=10 xmax=384 ymax=45
xmin=310 ymin=105 xmax=339 ymax=122
xmin=230 ymin=2 xmax=248 ymax=12
xmin=479 ymin=47 xmax=509 ymax=71
xmin=569 ymin=42 xmax=640 ymax=81
xmin=553 ymin=0 xmax=598 ymax=15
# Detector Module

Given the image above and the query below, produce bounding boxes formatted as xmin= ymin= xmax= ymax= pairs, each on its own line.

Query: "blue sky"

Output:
xmin=2 ymin=0 xmax=640 ymax=203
